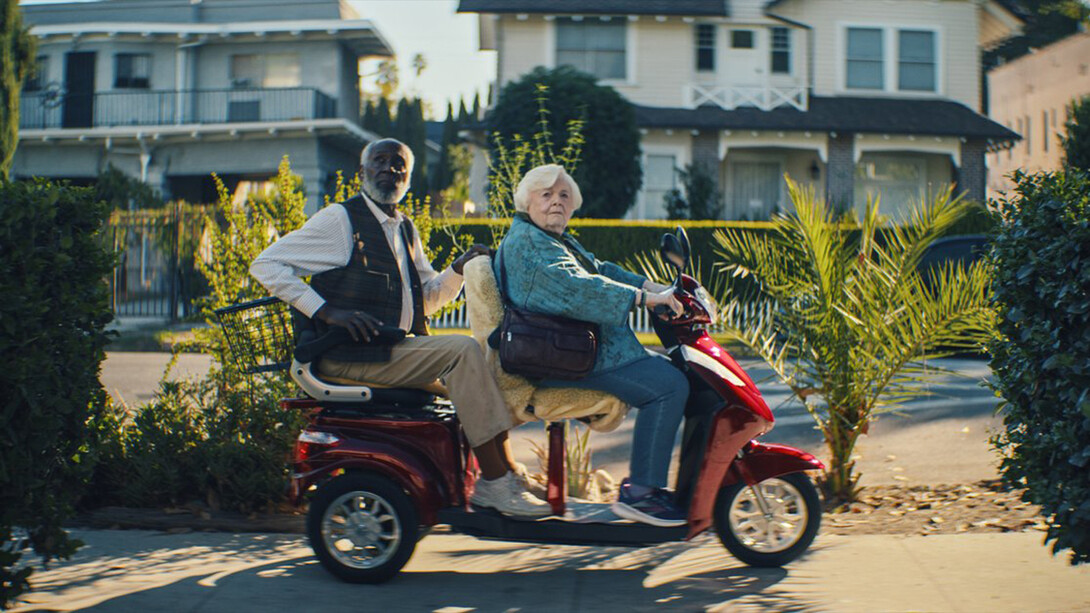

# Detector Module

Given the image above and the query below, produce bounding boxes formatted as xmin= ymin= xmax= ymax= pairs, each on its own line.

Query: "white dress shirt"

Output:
xmin=249 ymin=194 xmax=462 ymax=330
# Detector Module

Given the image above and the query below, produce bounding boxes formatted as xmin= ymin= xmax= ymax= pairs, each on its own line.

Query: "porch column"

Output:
xmin=957 ymin=139 xmax=987 ymax=203
xmin=826 ymin=132 xmax=855 ymax=212
xmin=691 ymin=130 xmax=721 ymax=192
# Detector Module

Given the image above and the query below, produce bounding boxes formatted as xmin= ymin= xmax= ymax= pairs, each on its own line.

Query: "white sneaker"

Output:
xmin=470 ymin=472 xmax=551 ymax=518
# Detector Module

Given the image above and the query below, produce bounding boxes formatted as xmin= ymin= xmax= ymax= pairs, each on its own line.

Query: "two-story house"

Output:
xmin=459 ymin=0 xmax=1022 ymax=220
xmin=16 ymin=0 xmax=392 ymax=212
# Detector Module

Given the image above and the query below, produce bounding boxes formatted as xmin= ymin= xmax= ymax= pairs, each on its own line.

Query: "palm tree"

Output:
xmin=712 ymin=179 xmax=994 ymax=503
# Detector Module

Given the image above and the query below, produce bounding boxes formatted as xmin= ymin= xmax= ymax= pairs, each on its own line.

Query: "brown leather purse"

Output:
xmin=491 ymin=245 xmax=599 ymax=380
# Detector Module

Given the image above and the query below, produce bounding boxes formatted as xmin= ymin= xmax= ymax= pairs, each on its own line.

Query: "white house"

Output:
xmin=15 ymin=0 xmax=392 ymax=211
xmin=459 ymin=0 xmax=1022 ymax=220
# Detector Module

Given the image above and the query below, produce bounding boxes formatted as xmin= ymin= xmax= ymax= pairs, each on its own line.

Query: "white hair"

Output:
xmin=513 ymin=164 xmax=583 ymax=213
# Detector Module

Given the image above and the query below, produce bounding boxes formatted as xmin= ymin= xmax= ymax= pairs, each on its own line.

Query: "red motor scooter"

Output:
xmin=218 ymin=228 xmax=824 ymax=584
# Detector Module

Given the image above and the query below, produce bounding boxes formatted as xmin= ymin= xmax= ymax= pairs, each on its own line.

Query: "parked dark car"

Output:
xmin=918 ymin=234 xmax=989 ymax=284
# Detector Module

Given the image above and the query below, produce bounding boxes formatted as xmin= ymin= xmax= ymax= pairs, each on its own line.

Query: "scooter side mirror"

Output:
xmin=675 ymin=226 xmax=691 ymax=264
xmin=660 ymin=233 xmax=687 ymax=273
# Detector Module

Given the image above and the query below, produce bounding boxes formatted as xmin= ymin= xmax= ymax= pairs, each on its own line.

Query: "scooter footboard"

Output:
xmin=727 ymin=442 xmax=824 ymax=487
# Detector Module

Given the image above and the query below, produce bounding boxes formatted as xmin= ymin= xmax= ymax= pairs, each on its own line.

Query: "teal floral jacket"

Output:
xmin=495 ymin=215 xmax=650 ymax=374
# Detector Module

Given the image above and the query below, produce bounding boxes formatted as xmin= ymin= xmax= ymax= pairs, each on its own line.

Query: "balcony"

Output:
xmin=19 ymin=87 xmax=338 ymax=131
xmin=685 ymin=84 xmax=808 ymax=112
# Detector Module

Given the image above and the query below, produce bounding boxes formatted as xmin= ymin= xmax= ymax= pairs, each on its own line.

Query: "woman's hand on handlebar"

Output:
xmin=315 ymin=305 xmax=384 ymax=342
xmin=645 ymin=287 xmax=683 ymax=319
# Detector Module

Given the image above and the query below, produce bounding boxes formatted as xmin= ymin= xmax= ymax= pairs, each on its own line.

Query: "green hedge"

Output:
xmin=990 ymin=170 xmax=1090 ymax=565
xmin=434 ymin=212 xmax=992 ymax=283
xmin=0 ymin=180 xmax=114 ymax=607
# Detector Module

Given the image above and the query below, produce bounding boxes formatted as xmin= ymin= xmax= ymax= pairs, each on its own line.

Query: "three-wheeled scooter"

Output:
xmin=217 ymin=228 xmax=824 ymax=584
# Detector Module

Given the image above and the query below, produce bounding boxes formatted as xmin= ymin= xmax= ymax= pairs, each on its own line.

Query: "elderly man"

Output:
xmin=250 ymin=138 xmax=548 ymax=518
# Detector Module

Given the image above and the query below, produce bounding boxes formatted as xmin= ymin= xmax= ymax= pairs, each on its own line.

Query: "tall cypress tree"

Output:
xmin=373 ymin=97 xmax=393 ymax=138
xmin=471 ymin=92 xmax=481 ymax=123
xmin=434 ymin=101 xmax=457 ymax=192
xmin=405 ymin=98 xmax=428 ymax=194
xmin=1 ymin=0 xmax=35 ymax=180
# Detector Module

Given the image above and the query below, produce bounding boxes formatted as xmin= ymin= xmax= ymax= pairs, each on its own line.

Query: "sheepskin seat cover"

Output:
xmin=463 ymin=256 xmax=629 ymax=432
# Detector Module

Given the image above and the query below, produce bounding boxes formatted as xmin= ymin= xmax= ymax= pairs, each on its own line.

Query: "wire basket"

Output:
xmin=214 ymin=296 xmax=294 ymax=375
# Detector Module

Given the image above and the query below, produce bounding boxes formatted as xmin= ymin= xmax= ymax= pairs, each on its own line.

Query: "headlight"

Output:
xmin=695 ymin=286 xmax=719 ymax=323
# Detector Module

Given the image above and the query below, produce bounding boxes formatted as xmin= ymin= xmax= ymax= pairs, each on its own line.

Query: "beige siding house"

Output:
xmin=461 ymin=0 xmax=1021 ymax=220
xmin=15 ymin=0 xmax=391 ymax=212
xmin=987 ymin=31 xmax=1090 ymax=197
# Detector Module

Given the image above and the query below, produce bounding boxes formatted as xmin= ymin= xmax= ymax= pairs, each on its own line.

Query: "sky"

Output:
xmin=21 ymin=0 xmax=498 ymax=120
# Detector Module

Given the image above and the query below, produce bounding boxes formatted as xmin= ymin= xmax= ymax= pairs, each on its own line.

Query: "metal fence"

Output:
xmin=107 ymin=204 xmax=212 ymax=320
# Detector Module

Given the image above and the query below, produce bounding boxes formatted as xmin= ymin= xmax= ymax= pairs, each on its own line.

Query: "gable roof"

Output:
xmin=457 ymin=0 xmax=729 ymax=17
xmin=633 ymin=96 xmax=1019 ymax=143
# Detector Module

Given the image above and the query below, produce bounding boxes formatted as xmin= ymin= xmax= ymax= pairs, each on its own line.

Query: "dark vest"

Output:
xmin=308 ymin=195 xmax=428 ymax=362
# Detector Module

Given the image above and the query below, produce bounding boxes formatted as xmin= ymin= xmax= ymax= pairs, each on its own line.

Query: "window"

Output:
xmin=1025 ymin=115 xmax=1031 ymax=155
xmin=25 ymin=55 xmax=48 ymax=92
xmin=230 ymin=53 xmax=300 ymax=88
xmin=771 ymin=27 xmax=791 ymax=74
xmin=898 ymin=30 xmax=935 ymax=91
xmin=1044 ymin=111 xmax=1050 ymax=153
xmin=695 ymin=24 xmax=715 ymax=72
xmin=114 ymin=53 xmax=151 ymax=89
xmin=854 ymin=155 xmax=926 ymax=215
xmin=643 ymin=154 xmax=677 ymax=219
xmin=846 ymin=27 xmax=883 ymax=89
xmin=731 ymin=30 xmax=754 ymax=49
xmin=556 ymin=18 xmax=627 ymax=81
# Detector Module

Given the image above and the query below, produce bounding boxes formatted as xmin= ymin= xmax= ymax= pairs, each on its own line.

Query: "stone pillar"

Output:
xmin=957 ymin=139 xmax=987 ymax=203
xmin=826 ymin=132 xmax=855 ymax=212
xmin=690 ymin=130 xmax=723 ymax=214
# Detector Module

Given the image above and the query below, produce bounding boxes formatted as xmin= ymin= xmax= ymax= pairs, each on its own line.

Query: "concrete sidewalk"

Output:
xmin=10 ymin=528 xmax=1090 ymax=612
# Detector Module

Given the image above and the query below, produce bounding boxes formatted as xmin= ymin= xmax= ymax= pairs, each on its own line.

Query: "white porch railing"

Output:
xmin=686 ymin=84 xmax=808 ymax=112
xmin=429 ymin=302 xmax=661 ymax=333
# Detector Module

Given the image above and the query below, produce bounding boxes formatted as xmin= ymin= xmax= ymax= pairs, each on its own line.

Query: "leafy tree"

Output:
xmin=489 ymin=66 xmax=641 ymax=218
xmin=1 ymin=0 xmax=34 ymax=180
xmin=94 ymin=164 xmax=162 ymax=210
xmin=711 ymin=182 xmax=995 ymax=502
xmin=990 ymin=170 xmax=1090 ymax=565
xmin=664 ymin=164 xmax=722 ymax=220
xmin=1 ymin=180 xmax=113 ymax=607
xmin=1061 ymin=95 xmax=1090 ymax=171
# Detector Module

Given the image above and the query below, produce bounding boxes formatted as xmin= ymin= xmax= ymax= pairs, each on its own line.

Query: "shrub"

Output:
xmin=0 ymin=179 xmax=114 ymax=607
xmin=488 ymin=66 xmax=640 ymax=218
xmin=664 ymin=164 xmax=722 ymax=220
xmin=990 ymin=170 xmax=1090 ymax=564
xmin=1061 ymin=95 xmax=1090 ymax=172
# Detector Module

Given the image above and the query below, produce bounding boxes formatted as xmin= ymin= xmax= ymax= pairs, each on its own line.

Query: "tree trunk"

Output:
xmin=0 ymin=0 xmax=34 ymax=180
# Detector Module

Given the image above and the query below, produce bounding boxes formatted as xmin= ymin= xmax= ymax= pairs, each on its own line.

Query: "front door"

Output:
xmin=729 ymin=161 xmax=782 ymax=220
xmin=62 ymin=52 xmax=96 ymax=129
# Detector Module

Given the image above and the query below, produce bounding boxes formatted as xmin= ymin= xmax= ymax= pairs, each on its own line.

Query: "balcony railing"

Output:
xmin=686 ymin=83 xmax=808 ymax=112
xmin=19 ymin=87 xmax=338 ymax=131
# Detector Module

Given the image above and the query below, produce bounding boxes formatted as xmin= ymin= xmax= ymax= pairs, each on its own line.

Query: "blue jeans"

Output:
xmin=540 ymin=354 xmax=689 ymax=489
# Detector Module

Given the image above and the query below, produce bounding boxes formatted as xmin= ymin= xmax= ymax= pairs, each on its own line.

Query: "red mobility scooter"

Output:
xmin=217 ymin=228 xmax=824 ymax=584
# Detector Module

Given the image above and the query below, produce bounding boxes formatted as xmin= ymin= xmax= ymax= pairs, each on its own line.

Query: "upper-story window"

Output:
xmin=897 ymin=30 xmax=936 ymax=91
xmin=771 ymin=27 xmax=791 ymax=74
xmin=846 ymin=28 xmax=883 ymax=89
xmin=695 ymin=24 xmax=715 ymax=72
xmin=230 ymin=53 xmax=301 ymax=88
xmin=25 ymin=55 xmax=48 ymax=92
xmin=115 ymin=53 xmax=151 ymax=89
xmin=556 ymin=18 xmax=626 ymax=81
xmin=846 ymin=26 xmax=938 ymax=93
xmin=731 ymin=30 xmax=754 ymax=49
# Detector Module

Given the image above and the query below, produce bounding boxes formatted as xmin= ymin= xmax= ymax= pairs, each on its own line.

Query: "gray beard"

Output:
xmin=362 ymin=176 xmax=408 ymax=205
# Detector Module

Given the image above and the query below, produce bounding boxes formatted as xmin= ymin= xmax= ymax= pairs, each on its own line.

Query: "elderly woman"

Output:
xmin=495 ymin=164 xmax=690 ymax=527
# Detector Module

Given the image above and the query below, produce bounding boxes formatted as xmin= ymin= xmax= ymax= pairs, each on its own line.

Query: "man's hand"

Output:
xmin=452 ymin=244 xmax=491 ymax=275
xmin=316 ymin=305 xmax=384 ymax=343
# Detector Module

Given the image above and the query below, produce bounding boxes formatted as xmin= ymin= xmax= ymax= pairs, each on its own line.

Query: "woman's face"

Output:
xmin=527 ymin=175 xmax=576 ymax=234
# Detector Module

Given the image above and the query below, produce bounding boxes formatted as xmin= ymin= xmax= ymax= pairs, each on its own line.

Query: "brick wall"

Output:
xmin=826 ymin=132 xmax=855 ymax=211
xmin=691 ymin=130 xmax=720 ymax=190
xmin=958 ymin=139 xmax=987 ymax=202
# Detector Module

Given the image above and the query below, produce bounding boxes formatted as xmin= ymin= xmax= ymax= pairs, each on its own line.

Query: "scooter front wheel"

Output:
xmin=713 ymin=472 xmax=821 ymax=567
xmin=306 ymin=472 xmax=419 ymax=583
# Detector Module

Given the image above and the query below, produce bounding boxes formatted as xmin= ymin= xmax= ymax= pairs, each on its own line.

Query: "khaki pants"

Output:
xmin=318 ymin=335 xmax=513 ymax=447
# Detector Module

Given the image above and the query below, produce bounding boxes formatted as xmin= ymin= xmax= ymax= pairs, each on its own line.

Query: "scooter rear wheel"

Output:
xmin=713 ymin=472 xmax=821 ymax=567
xmin=306 ymin=472 xmax=419 ymax=583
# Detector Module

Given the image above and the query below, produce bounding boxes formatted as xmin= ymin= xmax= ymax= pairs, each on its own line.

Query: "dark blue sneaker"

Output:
xmin=611 ymin=479 xmax=687 ymax=527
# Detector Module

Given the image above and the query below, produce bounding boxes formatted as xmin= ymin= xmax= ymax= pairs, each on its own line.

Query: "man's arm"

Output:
xmin=249 ymin=205 xmax=352 ymax=318
xmin=405 ymin=221 xmax=469 ymax=316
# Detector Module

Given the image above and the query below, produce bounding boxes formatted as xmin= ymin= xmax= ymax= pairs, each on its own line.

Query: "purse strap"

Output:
xmin=496 ymin=239 xmax=515 ymax=308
